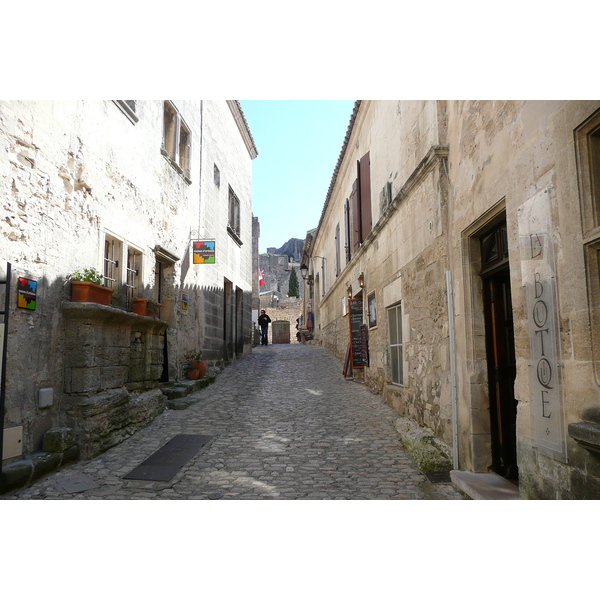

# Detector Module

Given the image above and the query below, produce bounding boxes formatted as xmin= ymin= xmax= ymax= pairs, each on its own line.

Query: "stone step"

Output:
xmin=450 ymin=470 xmax=520 ymax=500
xmin=161 ymin=376 xmax=216 ymax=409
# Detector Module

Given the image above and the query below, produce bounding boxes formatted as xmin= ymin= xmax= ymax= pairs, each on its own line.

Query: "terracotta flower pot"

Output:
xmin=186 ymin=367 xmax=201 ymax=380
xmin=132 ymin=298 xmax=162 ymax=317
xmin=188 ymin=360 xmax=208 ymax=378
xmin=70 ymin=281 xmax=114 ymax=306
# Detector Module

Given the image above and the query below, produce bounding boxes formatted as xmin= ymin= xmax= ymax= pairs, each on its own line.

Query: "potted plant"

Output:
xmin=185 ymin=352 xmax=207 ymax=379
xmin=132 ymin=297 xmax=162 ymax=318
xmin=67 ymin=267 xmax=114 ymax=306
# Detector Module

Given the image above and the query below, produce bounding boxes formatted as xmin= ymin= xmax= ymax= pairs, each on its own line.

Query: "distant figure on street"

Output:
xmin=258 ymin=309 xmax=271 ymax=346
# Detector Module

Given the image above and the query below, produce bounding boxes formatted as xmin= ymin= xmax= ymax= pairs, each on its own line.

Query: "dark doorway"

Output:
xmin=480 ymin=221 xmax=518 ymax=480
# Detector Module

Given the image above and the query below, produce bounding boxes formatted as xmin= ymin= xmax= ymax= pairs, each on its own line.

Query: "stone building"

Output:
xmin=0 ymin=100 xmax=257 ymax=464
xmin=303 ymin=99 xmax=600 ymax=499
xmin=258 ymin=239 xmax=304 ymax=308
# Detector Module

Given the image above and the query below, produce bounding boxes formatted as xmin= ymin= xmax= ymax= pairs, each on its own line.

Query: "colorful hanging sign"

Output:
xmin=17 ymin=277 xmax=37 ymax=310
xmin=192 ymin=240 xmax=215 ymax=264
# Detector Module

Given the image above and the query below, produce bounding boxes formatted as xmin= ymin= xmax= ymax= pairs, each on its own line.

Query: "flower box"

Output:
xmin=70 ymin=281 xmax=114 ymax=306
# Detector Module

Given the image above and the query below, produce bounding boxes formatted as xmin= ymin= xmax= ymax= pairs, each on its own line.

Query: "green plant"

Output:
xmin=67 ymin=267 xmax=104 ymax=285
xmin=186 ymin=351 xmax=203 ymax=362
xmin=288 ymin=266 xmax=299 ymax=297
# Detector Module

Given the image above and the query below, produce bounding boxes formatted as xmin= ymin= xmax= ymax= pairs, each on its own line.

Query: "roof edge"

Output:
xmin=227 ymin=100 xmax=259 ymax=159
xmin=313 ymin=101 xmax=361 ymax=242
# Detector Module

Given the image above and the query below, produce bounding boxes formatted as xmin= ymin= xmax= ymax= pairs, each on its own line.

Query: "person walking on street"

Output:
xmin=258 ymin=309 xmax=271 ymax=346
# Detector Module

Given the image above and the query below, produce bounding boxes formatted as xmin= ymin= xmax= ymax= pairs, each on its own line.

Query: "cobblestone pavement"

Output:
xmin=4 ymin=344 xmax=463 ymax=500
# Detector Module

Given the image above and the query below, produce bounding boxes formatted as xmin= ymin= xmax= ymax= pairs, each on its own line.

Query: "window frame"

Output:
xmin=113 ymin=100 xmax=139 ymax=124
xmin=228 ymin=186 xmax=243 ymax=245
xmin=387 ymin=302 xmax=403 ymax=386
xmin=103 ymin=231 xmax=144 ymax=309
xmin=161 ymin=100 xmax=192 ymax=183
xmin=576 ymin=109 xmax=600 ymax=382
xmin=368 ymin=291 xmax=377 ymax=328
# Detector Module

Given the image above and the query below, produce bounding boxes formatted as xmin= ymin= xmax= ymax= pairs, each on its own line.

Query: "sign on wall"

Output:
xmin=518 ymin=188 xmax=567 ymax=462
xmin=17 ymin=278 xmax=37 ymax=310
xmin=192 ymin=240 xmax=215 ymax=264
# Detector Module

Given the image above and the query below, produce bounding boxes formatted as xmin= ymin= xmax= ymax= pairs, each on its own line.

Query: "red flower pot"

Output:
xmin=186 ymin=367 xmax=201 ymax=380
xmin=132 ymin=299 xmax=162 ymax=317
xmin=188 ymin=360 xmax=208 ymax=378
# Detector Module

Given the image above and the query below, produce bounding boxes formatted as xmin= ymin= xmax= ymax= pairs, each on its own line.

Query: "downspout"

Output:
xmin=0 ymin=262 xmax=11 ymax=478
xmin=440 ymin=126 xmax=459 ymax=469
xmin=446 ymin=270 xmax=459 ymax=470
xmin=198 ymin=100 xmax=204 ymax=237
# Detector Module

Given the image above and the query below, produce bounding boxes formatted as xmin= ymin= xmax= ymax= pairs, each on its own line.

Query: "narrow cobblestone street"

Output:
xmin=5 ymin=344 xmax=463 ymax=500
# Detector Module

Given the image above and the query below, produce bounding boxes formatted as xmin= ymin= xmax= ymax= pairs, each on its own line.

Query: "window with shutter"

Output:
xmin=335 ymin=223 xmax=341 ymax=277
xmin=359 ymin=151 xmax=372 ymax=239
xmin=351 ymin=179 xmax=361 ymax=253
xmin=344 ymin=198 xmax=351 ymax=263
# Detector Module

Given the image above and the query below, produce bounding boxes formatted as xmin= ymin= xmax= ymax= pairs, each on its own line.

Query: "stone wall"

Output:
xmin=0 ymin=100 xmax=256 ymax=460
xmin=256 ymin=300 xmax=303 ymax=344
xmin=61 ymin=302 xmax=168 ymax=459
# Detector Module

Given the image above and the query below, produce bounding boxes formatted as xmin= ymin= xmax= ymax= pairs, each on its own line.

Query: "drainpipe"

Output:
xmin=0 ymin=262 xmax=11 ymax=478
xmin=446 ymin=270 xmax=459 ymax=470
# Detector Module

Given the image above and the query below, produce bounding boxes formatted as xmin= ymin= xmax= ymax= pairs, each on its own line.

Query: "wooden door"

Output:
xmin=482 ymin=266 xmax=518 ymax=479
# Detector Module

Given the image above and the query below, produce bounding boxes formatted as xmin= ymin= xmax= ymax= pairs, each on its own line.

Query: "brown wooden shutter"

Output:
xmin=344 ymin=198 xmax=351 ymax=263
xmin=351 ymin=179 xmax=361 ymax=253
xmin=359 ymin=151 xmax=372 ymax=240
xmin=335 ymin=223 xmax=341 ymax=276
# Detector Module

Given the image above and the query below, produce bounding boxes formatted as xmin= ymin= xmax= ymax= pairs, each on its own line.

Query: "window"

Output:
xmin=113 ymin=100 xmax=138 ymax=124
xmin=344 ymin=198 xmax=351 ymax=263
xmin=228 ymin=186 xmax=242 ymax=244
xmin=103 ymin=232 xmax=143 ymax=308
xmin=214 ymin=164 xmax=221 ymax=188
xmin=388 ymin=303 xmax=403 ymax=385
xmin=368 ymin=292 xmax=377 ymax=328
xmin=125 ymin=247 xmax=142 ymax=305
xmin=335 ymin=223 xmax=341 ymax=277
xmin=576 ymin=109 xmax=600 ymax=379
xmin=161 ymin=101 xmax=192 ymax=181
xmin=351 ymin=151 xmax=372 ymax=253
xmin=104 ymin=235 xmax=122 ymax=292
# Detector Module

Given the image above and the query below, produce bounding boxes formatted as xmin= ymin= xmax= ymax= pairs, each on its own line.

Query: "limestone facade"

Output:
xmin=305 ymin=100 xmax=600 ymax=499
xmin=1 ymin=100 xmax=257 ymax=460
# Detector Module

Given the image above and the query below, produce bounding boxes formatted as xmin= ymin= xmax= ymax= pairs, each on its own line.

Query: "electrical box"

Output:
xmin=39 ymin=387 xmax=54 ymax=408
xmin=2 ymin=426 xmax=23 ymax=460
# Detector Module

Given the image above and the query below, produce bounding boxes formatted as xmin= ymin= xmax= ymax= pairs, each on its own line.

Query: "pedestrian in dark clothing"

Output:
xmin=258 ymin=309 xmax=271 ymax=346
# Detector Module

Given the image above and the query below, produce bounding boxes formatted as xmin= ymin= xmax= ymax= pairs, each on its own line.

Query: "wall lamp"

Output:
xmin=299 ymin=264 xmax=314 ymax=286
xmin=358 ymin=272 xmax=365 ymax=288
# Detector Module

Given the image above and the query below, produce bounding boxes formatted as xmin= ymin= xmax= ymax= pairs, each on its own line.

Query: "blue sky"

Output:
xmin=239 ymin=100 xmax=356 ymax=254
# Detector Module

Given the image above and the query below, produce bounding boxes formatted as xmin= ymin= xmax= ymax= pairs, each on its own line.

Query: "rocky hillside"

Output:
xmin=267 ymin=238 xmax=304 ymax=262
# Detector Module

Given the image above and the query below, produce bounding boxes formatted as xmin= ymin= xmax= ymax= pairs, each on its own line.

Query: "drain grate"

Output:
xmin=124 ymin=434 xmax=213 ymax=482
xmin=425 ymin=472 xmax=452 ymax=484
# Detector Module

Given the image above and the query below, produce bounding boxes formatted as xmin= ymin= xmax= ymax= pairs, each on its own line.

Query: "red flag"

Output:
xmin=258 ymin=269 xmax=265 ymax=286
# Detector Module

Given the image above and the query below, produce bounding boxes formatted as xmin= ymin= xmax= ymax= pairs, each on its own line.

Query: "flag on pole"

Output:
xmin=258 ymin=269 xmax=265 ymax=286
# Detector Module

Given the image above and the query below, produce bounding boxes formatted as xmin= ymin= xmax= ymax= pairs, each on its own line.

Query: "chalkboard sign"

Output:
xmin=360 ymin=324 xmax=369 ymax=367
xmin=348 ymin=298 xmax=364 ymax=368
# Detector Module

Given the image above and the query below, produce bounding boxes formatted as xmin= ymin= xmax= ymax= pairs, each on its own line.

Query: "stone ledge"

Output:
xmin=0 ymin=437 xmax=79 ymax=495
xmin=568 ymin=421 xmax=600 ymax=454
xmin=450 ymin=471 xmax=520 ymax=500
xmin=163 ymin=376 xmax=216 ymax=409
xmin=394 ymin=417 xmax=452 ymax=473
xmin=61 ymin=301 xmax=168 ymax=331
